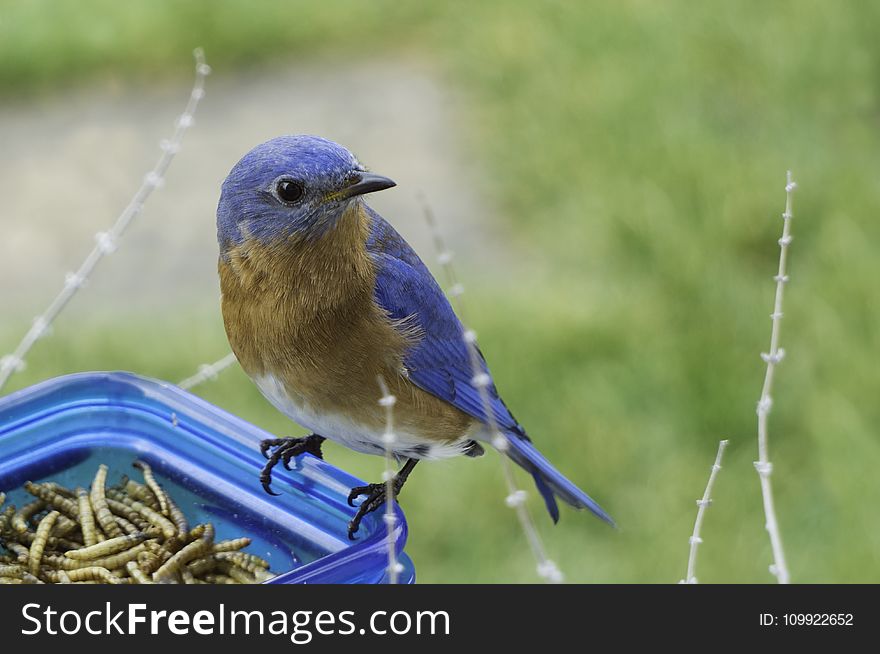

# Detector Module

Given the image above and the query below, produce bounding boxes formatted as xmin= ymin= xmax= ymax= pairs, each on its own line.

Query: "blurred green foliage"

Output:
xmin=2 ymin=1 xmax=879 ymax=582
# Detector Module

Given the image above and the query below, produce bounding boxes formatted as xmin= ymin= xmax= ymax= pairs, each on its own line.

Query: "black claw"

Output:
xmin=259 ymin=438 xmax=281 ymax=459
xmin=346 ymin=459 xmax=419 ymax=539
xmin=347 ymin=484 xmax=386 ymax=539
xmin=258 ymin=434 xmax=326 ymax=497
xmin=347 ymin=485 xmax=370 ymax=507
xmin=348 ymin=484 xmax=384 ymax=540
xmin=348 ymin=492 xmax=386 ymax=540
xmin=260 ymin=467 xmax=281 ymax=496
xmin=348 ymin=514 xmax=365 ymax=540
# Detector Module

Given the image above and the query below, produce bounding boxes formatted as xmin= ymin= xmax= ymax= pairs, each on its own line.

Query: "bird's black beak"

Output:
xmin=337 ymin=172 xmax=396 ymax=200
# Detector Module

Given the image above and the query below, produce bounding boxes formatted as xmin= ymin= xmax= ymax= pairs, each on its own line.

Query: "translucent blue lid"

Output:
xmin=0 ymin=372 xmax=414 ymax=584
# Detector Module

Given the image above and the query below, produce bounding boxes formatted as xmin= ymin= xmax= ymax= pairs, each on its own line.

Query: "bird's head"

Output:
xmin=217 ymin=135 xmax=395 ymax=252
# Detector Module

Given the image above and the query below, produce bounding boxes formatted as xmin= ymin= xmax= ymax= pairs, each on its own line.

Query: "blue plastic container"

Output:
xmin=0 ymin=372 xmax=414 ymax=584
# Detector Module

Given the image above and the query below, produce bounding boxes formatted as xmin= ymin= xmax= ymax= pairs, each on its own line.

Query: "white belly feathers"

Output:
xmin=253 ymin=373 xmax=475 ymax=460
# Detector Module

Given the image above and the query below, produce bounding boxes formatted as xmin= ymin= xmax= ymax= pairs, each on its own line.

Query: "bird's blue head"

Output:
xmin=217 ymin=135 xmax=395 ymax=253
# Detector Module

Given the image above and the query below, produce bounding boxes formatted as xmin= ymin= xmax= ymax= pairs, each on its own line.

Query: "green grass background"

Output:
xmin=2 ymin=0 xmax=879 ymax=582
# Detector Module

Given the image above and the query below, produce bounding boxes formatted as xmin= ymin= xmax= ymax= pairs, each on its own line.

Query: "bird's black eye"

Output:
xmin=275 ymin=179 xmax=304 ymax=204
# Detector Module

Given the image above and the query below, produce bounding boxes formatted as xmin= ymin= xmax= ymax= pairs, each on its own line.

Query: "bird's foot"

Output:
xmin=346 ymin=459 xmax=418 ymax=540
xmin=346 ymin=482 xmax=391 ymax=540
xmin=259 ymin=434 xmax=325 ymax=496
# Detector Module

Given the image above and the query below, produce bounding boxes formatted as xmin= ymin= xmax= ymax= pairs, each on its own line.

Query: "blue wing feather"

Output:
xmin=366 ymin=209 xmax=517 ymax=431
xmin=365 ymin=209 xmax=613 ymax=525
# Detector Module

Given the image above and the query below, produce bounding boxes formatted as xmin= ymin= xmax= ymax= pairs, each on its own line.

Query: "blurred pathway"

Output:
xmin=0 ymin=58 xmax=509 ymax=319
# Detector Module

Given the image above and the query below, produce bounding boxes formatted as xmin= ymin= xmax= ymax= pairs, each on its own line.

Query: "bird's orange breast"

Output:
xmin=219 ymin=202 xmax=475 ymax=453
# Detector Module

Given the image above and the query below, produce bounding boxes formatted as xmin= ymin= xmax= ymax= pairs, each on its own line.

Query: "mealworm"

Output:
xmin=43 ymin=482 xmax=75 ymax=498
xmin=185 ymin=555 xmax=216 ymax=577
xmin=133 ymin=461 xmax=170 ymax=516
xmin=107 ymin=491 xmax=176 ymax=540
xmin=136 ymin=551 xmax=162 ymax=575
xmin=216 ymin=561 xmax=256 ymax=584
xmin=75 ymin=487 xmax=100 ymax=547
xmin=165 ymin=494 xmax=189 ymax=538
xmin=212 ymin=538 xmax=251 ymax=553
xmin=24 ymin=482 xmax=79 ymax=519
xmin=123 ymin=480 xmax=160 ymax=511
xmin=90 ymin=543 xmax=149 ymax=570
xmin=0 ymin=504 xmax=15 ymax=532
xmin=213 ymin=555 xmax=273 ymax=582
xmin=10 ymin=530 xmax=82 ymax=552
xmin=43 ymin=542 xmax=147 ymax=571
xmin=105 ymin=495 xmax=152 ymax=531
xmin=252 ymin=568 xmax=275 ymax=583
xmin=114 ymin=515 xmax=142 ymax=536
xmin=12 ymin=499 xmax=45 ymax=533
xmin=65 ymin=533 xmax=147 ymax=561
xmin=90 ymin=465 xmax=123 ymax=538
xmin=52 ymin=514 xmax=81 ymax=538
xmin=127 ymin=501 xmax=177 ymax=540
xmin=186 ymin=524 xmax=206 ymax=541
xmin=64 ymin=566 xmax=120 ymax=584
xmin=145 ymin=540 xmax=173 ymax=565
xmin=0 ymin=564 xmax=25 ymax=577
xmin=153 ymin=524 xmax=214 ymax=583
xmin=29 ymin=510 xmax=60 ymax=576
xmin=126 ymin=561 xmax=152 ymax=584
xmin=214 ymin=551 xmax=270 ymax=572
xmin=6 ymin=542 xmax=29 ymax=563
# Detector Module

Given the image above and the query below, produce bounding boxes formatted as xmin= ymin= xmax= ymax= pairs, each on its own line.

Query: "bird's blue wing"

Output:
xmin=366 ymin=210 xmax=519 ymax=431
xmin=366 ymin=210 xmax=614 ymax=526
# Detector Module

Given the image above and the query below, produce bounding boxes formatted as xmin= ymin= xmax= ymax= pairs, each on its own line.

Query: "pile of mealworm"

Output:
xmin=0 ymin=461 xmax=274 ymax=584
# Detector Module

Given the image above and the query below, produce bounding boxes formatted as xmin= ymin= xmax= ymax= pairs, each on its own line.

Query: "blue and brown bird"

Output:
xmin=217 ymin=135 xmax=613 ymax=538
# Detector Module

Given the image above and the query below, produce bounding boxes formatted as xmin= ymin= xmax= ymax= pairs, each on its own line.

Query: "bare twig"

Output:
xmin=0 ymin=49 xmax=211 ymax=393
xmin=422 ymin=197 xmax=563 ymax=583
xmin=680 ymin=439 xmax=729 ymax=584
xmin=376 ymin=376 xmax=403 ymax=584
xmin=754 ymin=171 xmax=796 ymax=584
xmin=178 ymin=352 xmax=238 ymax=390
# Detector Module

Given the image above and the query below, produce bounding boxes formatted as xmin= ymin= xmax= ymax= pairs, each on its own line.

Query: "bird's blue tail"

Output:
xmin=503 ymin=433 xmax=614 ymax=526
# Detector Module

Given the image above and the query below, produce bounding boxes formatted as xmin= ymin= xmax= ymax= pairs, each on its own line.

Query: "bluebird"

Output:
xmin=217 ymin=135 xmax=613 ymax=538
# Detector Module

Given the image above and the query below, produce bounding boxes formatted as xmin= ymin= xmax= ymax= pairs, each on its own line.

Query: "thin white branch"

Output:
xmin=177 ymin=352 xmax=238 ymax=390
xmin=680 ymin=439 xmax=729 ymax=584
xmin=0 ymin=49 xmax=211 ymax=394
xmin=754 ymin=171 xmax=796 ymax=584
xmin=422 ymin=197 xmax=563 ymax=584
xmin=376 ymin=376 xmax=403 ymax=584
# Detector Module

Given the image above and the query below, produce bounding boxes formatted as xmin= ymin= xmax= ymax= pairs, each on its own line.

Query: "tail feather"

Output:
xmin=504 ymin=434 xmax=615 ymax=526
xmin=530 ymin=471 xmax=561 ymax=523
